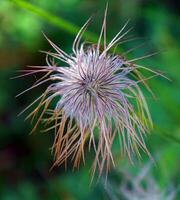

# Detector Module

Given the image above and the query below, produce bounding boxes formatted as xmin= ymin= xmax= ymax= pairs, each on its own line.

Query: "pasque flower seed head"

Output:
xmin=15 ymin=7 xmax=164 ymax=176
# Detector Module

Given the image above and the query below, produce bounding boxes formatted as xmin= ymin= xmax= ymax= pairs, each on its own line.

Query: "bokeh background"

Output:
xmin=0 ymin=0 xmax=180 ymax=199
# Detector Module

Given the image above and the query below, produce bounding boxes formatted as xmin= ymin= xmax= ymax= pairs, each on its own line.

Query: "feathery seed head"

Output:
xmin=16 ymin=8 xmax=161 ymax=177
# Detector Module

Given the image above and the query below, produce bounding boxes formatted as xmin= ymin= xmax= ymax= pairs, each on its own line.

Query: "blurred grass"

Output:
xmin=11 ymin=0 xmax=98 ymax=42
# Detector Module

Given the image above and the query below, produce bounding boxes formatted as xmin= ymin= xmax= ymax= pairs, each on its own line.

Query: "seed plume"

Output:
xmin=15 ymin=7 xmax=164 ymax=176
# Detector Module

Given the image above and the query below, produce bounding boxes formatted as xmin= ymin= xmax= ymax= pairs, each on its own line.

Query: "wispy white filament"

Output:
xmin=16 ymin=7 xmax=162 ymax=176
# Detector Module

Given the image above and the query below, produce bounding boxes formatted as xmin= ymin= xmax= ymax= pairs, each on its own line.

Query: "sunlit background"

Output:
xmin=0 ymin=0 xmax=180 ymax=199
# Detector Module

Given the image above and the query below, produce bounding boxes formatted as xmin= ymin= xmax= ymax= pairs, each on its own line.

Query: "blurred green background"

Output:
xmin=0 ymin=0 xmax=180 ymax=199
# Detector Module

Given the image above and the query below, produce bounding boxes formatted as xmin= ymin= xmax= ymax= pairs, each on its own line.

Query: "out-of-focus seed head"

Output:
xmin=104 ymin=163 xmax=178 ymax=200
xmin=15 ymin=7 xmax=164 ymax=177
